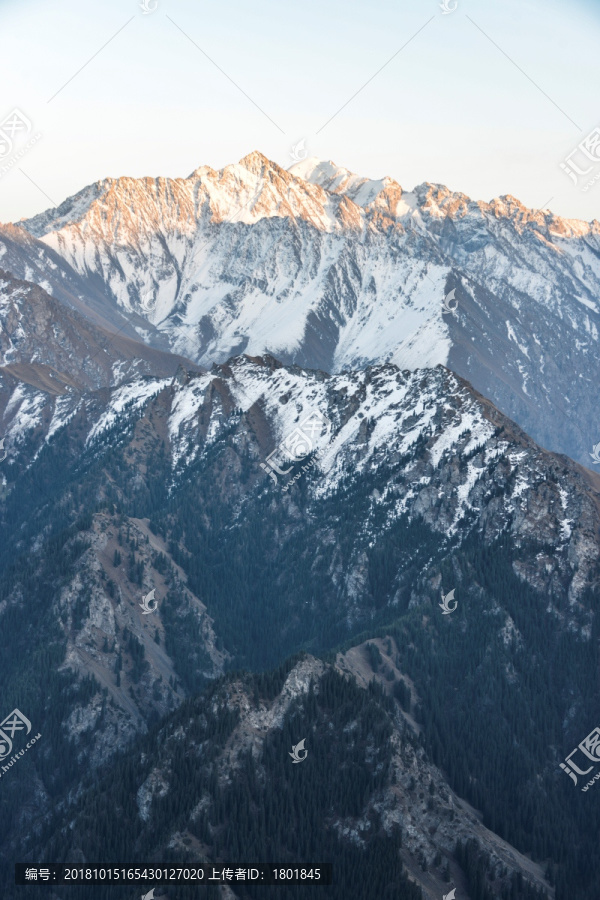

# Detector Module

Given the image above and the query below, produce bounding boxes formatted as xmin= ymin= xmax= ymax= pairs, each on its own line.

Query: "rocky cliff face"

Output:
xmin=55 ymin=511 xmax=226 ymax=768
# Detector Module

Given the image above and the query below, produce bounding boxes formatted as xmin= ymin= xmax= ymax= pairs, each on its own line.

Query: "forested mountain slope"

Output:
xmin=0 ymin=355 xmax=598 ymax=897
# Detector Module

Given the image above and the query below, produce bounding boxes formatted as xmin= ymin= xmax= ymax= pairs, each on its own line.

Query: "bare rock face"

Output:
xmin=53 ymin=511 xmax=227 ymax=767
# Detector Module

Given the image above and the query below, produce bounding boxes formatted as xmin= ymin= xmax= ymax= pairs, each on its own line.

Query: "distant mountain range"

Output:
xmin=2 ymin=153 xmax=600 ymax=899
xmin=4 ymin=150 xmax=599 ymax=466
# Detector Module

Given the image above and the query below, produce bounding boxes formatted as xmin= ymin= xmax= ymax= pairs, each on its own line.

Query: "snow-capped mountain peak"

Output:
xmin=288 ymin=155 xmax=403 ymax=211
xmin=9 ymin=151 xmax=600 ymax=467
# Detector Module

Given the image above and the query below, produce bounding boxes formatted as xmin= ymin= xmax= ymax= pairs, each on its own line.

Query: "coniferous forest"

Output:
xmin=0 ymin=395 xmax=598 ymax=900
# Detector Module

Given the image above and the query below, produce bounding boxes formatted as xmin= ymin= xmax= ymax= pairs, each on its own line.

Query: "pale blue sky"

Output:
xmin=0 ymin=0 xmax=599 ymax=222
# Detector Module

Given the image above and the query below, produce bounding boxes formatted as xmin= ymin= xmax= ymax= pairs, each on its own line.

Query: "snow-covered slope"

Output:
xmin=7 ymin=353 xmax=598 ymax=618
xmin=13 ymin=152 xmax=600 ymax=465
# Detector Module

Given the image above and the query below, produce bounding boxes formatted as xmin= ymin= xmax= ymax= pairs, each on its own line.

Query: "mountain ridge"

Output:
xmin=0 ymin=352 xmax=598 ymax=897
xmin=7 ymin=150 xmax=600 ymax=469
xmin=19 ymin=150 xmax=600 ymax=238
